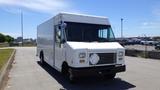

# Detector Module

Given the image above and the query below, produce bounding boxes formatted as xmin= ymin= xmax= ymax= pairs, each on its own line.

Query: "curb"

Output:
xmin=0 ymin=49 xmax=16 ymax=90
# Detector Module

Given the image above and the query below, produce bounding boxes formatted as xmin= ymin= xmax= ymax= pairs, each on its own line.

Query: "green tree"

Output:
xmin=0 ymin=33 xmax=5 ymax=43
xmin=0 ymin=33 xmax=14 ymax=43
xmin=5 ymin=35 xmax=14 ymax=43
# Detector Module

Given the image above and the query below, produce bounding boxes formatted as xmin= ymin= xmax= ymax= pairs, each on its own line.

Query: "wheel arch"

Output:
xmin=62 ymin=61 xmax=69 ymax=69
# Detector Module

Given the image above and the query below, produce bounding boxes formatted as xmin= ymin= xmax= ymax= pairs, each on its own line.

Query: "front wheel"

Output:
xmin=62 ymin=65 xmax=76 ymax=83
xmin=68 ymin=68 xmax=76 ymax=83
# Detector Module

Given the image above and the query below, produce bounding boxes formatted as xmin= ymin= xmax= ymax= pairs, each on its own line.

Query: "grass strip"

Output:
xmin=0 ymin=49 xmax=14 ymax=70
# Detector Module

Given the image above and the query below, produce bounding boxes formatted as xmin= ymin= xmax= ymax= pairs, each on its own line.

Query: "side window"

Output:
xmin=108 ymin=28 xmax=115 ymax=41
xmin=98 ymin=29 xmax=107 ymax=39
xmin=55 ymin=25 xmax=61 ymax=47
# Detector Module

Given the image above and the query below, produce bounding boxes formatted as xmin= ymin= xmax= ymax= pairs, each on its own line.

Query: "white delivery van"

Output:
xmin=37 ymin=13 xmax=125 ymax=82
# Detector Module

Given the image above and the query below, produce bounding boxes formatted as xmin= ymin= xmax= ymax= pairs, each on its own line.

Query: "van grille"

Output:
xmin=89 ymin=53 xmax=116 ymax=65
xmin=97 ymin=53 xmax=116 ymax=64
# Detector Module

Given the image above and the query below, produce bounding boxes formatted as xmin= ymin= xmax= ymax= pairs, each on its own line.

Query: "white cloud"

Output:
xmin=0 ymin=0 xmax=78 ymax=14
xmin=140 ymin=21 xmax=160 ymax=30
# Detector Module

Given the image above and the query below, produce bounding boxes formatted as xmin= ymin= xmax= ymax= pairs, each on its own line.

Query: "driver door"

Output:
xmin=55 ymin=25 xmax=65 ymax=71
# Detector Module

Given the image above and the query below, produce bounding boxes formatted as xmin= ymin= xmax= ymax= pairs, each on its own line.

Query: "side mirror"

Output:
xmin=58 ymin=22 xmax=67 ymax=30
xmin=61 ymin=23 xmax=67 ymax=30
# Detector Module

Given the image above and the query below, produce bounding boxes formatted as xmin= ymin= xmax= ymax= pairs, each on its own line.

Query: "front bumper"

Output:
xmin=69 ymin=65 xmax=126 ymax=77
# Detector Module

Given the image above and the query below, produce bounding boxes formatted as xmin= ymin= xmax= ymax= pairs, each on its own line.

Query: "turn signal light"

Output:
xmin=80 ymin=60 xmax=85 ymax=63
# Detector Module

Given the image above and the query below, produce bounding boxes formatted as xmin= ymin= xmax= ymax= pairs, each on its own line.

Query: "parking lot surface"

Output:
xmin=4 ymin=47 xmax=160 ymax=90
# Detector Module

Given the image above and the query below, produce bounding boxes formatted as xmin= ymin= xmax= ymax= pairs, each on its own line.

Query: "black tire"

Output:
xmin=62 ymin=63 xmax=68 ymax=75
xmin=68 ymin=68 xmax=75 ymax=83
xmin=40 ymin=52 xmax=44 ymax=64
xmin=62 ymin=63 xmax=75 ymax=83
xmin=155 ymin=47 xmax=157 ymax=50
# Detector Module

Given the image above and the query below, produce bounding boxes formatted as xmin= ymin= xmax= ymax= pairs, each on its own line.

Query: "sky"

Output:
xmin=0 ymin=0 xmax=160 ymax=39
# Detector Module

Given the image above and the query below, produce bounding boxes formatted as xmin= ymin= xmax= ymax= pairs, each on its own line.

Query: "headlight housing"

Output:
xmin=89 ymin=53 xmax=99 ymax=65
xmin=118 ymin=51 xmax=124 ymax=57
xmin=79 ymin=53 xmax=86 ymax=58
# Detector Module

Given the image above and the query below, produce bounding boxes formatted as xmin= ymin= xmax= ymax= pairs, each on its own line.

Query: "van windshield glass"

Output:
xmin=65 ymin=22 xmax=115 ymax=42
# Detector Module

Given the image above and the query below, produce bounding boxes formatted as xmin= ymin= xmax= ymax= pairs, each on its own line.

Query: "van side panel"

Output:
xmin=37 ymin=18 xmax=55 ymax=67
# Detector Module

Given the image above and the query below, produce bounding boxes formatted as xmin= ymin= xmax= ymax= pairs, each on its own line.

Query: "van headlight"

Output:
xmin=79 ymin=53 xmax=86 ymax=58
xmin=118 ymin=51 xmax=124 ymax=57
xmin=89 ymin=53 xmax=99 ymax=65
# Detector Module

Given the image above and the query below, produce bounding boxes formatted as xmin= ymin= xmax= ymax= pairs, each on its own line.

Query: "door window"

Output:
xmin=55 ymin=26 xmax=61 ymax=47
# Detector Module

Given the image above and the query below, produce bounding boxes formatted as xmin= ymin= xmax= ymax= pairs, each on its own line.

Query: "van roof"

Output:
xmin=55 ymin=12 xmax=110 ymax=25
xmin=58 ymin=12 xmax=108 ymax=19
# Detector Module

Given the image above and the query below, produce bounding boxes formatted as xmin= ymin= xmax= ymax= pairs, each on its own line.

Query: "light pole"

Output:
xmin=21 ymin=10 xmax=23 ymax=46
xmin=121 ymin=18 xmax=123 ymax=39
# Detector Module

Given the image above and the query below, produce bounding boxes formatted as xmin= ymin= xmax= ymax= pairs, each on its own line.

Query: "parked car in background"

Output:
xmin=115 ymin=39 xmax=127 ymax=46
xmin=140 ymin=40 xmax=156 ymax=45
xmin=155 ymin=42 xmax=160 ymax=50
xmin=116 ymin=38 xmax=141 ymax=46
xmin=126 ymin=39 xmax=141 ymax=45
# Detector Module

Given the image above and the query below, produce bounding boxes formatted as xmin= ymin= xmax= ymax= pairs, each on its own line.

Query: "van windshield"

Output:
xmin=65 ymin=22 xmax=115 ymax=42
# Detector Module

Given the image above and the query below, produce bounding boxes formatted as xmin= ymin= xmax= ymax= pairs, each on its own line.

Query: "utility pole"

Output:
xmin=121 ymin=18 xmax=123 ymax=39
xmin=21 ymin=10 xmax=23 ymax=46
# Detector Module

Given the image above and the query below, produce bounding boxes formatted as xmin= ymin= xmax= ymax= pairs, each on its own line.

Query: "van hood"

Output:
xmin=66 ymin=41 xmax=124 ymax=50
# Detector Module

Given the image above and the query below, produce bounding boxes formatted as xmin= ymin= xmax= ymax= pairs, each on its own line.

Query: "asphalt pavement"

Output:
xmin=4 ymin=47 xmax=160 ymax=90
